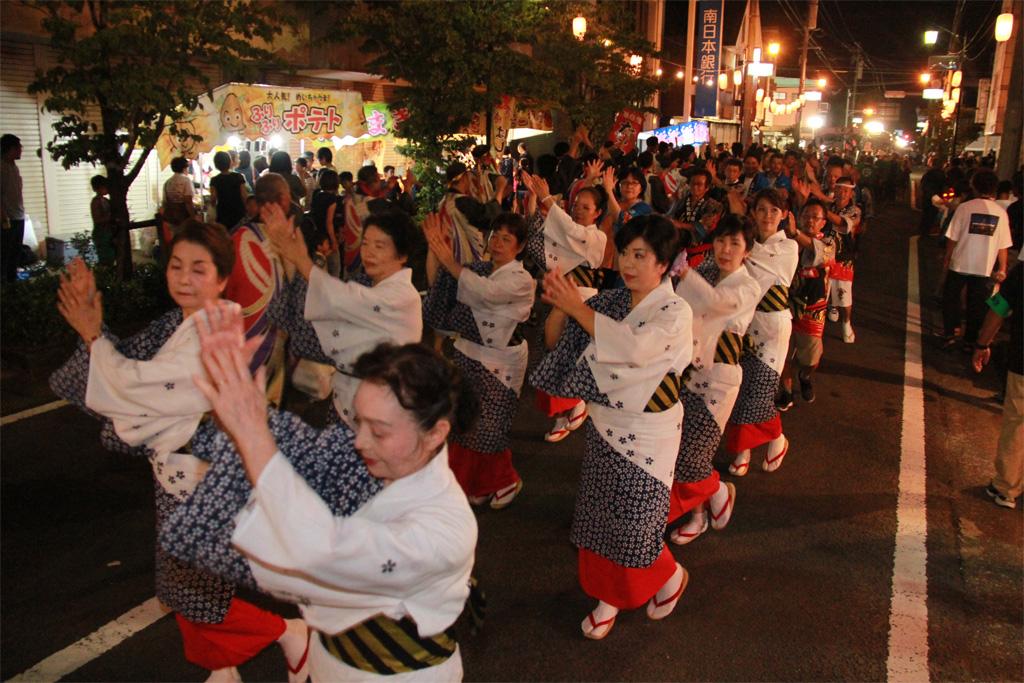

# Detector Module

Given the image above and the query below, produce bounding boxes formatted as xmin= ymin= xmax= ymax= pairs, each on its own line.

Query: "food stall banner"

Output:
xmin=607 ymin=109 xmax=645 ymax=155
xmin=694 ymin=0 xmax=724 ymax=118
xmin=648 ymin=120 xmax=710 ymax=147
xmin=156 ymin=83 xmax=367 ymax=166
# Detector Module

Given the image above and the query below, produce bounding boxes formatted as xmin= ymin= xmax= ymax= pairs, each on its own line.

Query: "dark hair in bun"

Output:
xmin=353 ymin=343 xmax=478 ymax=436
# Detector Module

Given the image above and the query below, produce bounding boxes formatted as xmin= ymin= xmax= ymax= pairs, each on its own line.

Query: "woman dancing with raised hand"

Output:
xmin=520 ymin=169 xmax=609 ymax=443
xmin=531 ymin=215 xmax=693 ymax=640
xmin=177 ymin=302 xmax=478 ymax=681
xmin=262 ymin=203 xmax=422 ymax=426
xmin=423 ymin=211 xmax=535 ymax=509
xmin=49 ymin=221 xmax=307 ymax=683
xmin=725 ymin=189 xmax=800 ymax=476
xmin=668 ymin=214 xmax=761 ymax=545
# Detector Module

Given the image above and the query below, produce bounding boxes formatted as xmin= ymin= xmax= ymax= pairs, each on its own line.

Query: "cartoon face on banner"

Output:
xmin=220 ymin=93 xmax=246 ymax=132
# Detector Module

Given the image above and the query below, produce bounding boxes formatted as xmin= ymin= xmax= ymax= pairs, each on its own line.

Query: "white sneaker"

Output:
xmin=827 ymin=307 xmax=840 ymax=322
xmin=544 ymin=417 xmax=571 ymax=442
xmin=842 ymin=322 xmax=855 ymax=343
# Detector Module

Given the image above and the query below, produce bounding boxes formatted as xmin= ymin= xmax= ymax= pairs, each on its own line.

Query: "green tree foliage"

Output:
xmin=27 ymin=0 xmax=292 ymax=277
xmin=337 ymin=0 xmax=663 ymax=206
xmin=532 ymin=2 xmax=664 ymax=135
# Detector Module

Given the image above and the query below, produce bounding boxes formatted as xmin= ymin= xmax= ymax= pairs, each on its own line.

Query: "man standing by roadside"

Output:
xmin=919 ymin=154 xmax=947 ymax=237
xmin=1 ymin=134 xmax=25 ymax=283
xmin=973 ymin=259 xmax=1023 ymax=509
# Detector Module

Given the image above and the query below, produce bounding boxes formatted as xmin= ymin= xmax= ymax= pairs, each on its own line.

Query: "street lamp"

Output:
xmin=995 ymin=13 xmax=1014 ymax=42
xmin=863 ymin=107 xmax=875 ymax=116
xmin=768 ymin=42 xmax=780 ymax=57
xmin=817 ymin=77 xmax=827 ymax=88
xmin=572 ymin=16 xmax=587 ymax=40
xmin=675 ymin=70 xmax=684 ymax=80
xmin=924 ymin=30 xmax=939 ymax=45
xmin=919 ymin=72 xmax=931 ymax=85
xmin=656 ymin=67 xmax=664 ymax=77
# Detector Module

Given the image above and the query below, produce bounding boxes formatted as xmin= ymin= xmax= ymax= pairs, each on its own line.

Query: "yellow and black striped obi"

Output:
xmin=714 ymin=331 xmax=744 ymax=365
xmin=320 ymin=616 xmax=457 ymax=675
xmin=644 ymin=372 xmax=682 ymax=413
xmin=756 ymin=284 xmax=789 ymax=312
xmin=567 ymin=264 xmax=604 ymax=290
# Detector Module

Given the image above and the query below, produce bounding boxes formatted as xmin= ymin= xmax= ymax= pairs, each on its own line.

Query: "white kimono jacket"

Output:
xmin=453 ymin=259 xmax=535 ymax=395
xmin=541 ymin=203 xmax=607 ymax=298
xmin=744 ymin=231 xmax=799 ymax=376
xmin=233 ymin=447 xmax=476 ymax=682
xmin=584 ymin=280 xmax=693 ymax=487
xmin=85 ymin=307 xmax=227 ymax=499
xmin=305 ymin=267 xmax=423 ymax=425
xmin=676 ymin=264 xmax=761 ymax=430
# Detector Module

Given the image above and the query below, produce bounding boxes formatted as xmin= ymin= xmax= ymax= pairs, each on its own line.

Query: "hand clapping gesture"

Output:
xmin=193 ymin=301 xmax=276 ymax=481
xmin=262 ymin=202 xmax=313 ymax=278
xmin=57 ymin=257 xmax=103 ymax=346
xmin=541 ymin=267 xmax=584 ymax=316
xmin=520 ymin=171 xmax=551 ymax=203
xmin=582 ymin=159 xmax=604 ymax=182
xmin=423 ymin=212 xmax=460 ymax=275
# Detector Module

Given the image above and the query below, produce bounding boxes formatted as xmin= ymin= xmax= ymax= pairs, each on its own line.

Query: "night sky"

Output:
xmin=662 ymin=0 xmax=1003 ymax=124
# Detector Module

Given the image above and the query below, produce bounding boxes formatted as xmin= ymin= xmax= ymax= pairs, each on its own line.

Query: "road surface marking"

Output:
xmin=0 ymin=400 xmax=68 ymax=426
xmin=887 ymin=235 xmax=929 ymax=682
xmin=9 ymin=598 xmax=167 ymax=682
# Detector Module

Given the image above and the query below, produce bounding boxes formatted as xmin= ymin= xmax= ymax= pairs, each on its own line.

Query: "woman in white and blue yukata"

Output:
xmin=49 ymin=221 xmax=308 ymax=683
xmin=725 ymin=189 xmax=800 ymax=476
xmin=261 ymin=203 xmax=422 ymax=428
xmin=668 ymin=213 xmax=761 ymax=545
xmin=161 ymin=311 xmax=479 ymax=682
xmin=422 ymin=210 xmax=535 ymax=509
xmin=530 ymin=214 xmax=694 ymax=640
xmin=519 ymin=168 xmax=609 ymax=443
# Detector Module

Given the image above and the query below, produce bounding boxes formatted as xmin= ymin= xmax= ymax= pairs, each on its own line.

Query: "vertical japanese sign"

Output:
xmin=694 ymin=0 xmax=723 ymax=119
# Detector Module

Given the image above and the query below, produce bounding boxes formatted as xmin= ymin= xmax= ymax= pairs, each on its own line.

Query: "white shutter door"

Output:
xmin=0 ymin=41 xmax=49 ymax=241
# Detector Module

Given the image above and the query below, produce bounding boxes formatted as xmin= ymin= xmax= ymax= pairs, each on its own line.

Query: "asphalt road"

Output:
xmin=2 ymin=201 xmax=1021 ymax=682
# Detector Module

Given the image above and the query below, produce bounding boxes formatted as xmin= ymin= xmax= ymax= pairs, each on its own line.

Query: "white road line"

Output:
xmin=0 ymin=400 xmax=68 ymax=426
xmin=8 ymin=598 xmax=167 ymax=682
xmin=887 ymin=235 xmax=930 ymax=682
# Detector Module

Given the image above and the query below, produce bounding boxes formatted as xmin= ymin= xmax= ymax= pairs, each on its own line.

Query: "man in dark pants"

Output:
xmin=919 ymin=154 xmax=946 ymax=236
xmin=1 ymin=134 xmax=25 ymax=283
xmin=941 ymin=169 xmax=1012 ymax=350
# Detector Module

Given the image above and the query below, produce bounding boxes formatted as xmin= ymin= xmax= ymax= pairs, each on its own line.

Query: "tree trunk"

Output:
xmin=106 ymin=171 xmax=133 ymax=280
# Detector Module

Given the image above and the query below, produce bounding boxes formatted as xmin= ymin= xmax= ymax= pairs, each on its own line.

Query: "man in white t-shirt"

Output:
xmin=942 ymin=169 xmax=1012 ymax=350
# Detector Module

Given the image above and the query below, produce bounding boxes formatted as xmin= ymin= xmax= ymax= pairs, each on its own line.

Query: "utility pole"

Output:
xmin=794 ymin=0 xmax=817 ymax=144
xmin=844 ymin=45 xmax=862 ymax=151
xmin=949 ymin=0 xmax=965 ymax=158
xmin=683 ymin=0 xmax=696 ymax=122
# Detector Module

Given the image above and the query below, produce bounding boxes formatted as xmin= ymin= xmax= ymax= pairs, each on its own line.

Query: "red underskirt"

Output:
xmin=668 ymin=471 xmax=720 ymax=523
xmin=578 ymin=545 xmax=677 ymax=610
xmin=725 ymin=414 xmax=783 ymax=452
xmin=175 ymin=597 xmax=285 ymax=670
xmin=535 ymin=389 xmax=582 ymax=417
xmin=448 ymin=443 xmax=520 ymax=496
